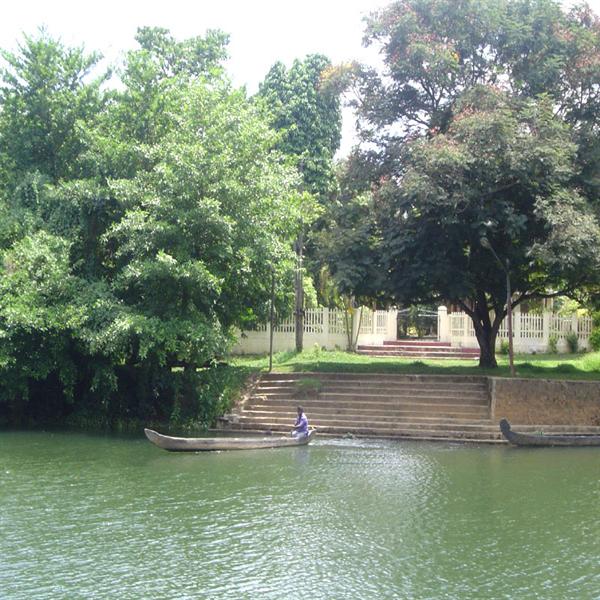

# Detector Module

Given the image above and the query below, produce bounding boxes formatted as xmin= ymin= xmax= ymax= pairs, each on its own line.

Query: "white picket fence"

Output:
xmin=447 ymin=309 xmax=593 ymax=352
xmin=231 ymin=307 xmax=397 ymax=354
xmin=231 ymin=306 xmax=594 ymax=354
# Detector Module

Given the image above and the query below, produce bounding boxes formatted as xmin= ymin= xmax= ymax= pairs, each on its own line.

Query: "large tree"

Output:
xmin=0 ymin=29 xmax=303 ymax=425
xmin=257 ymin=54 xmax=342 ymax=201
xmin=377 ymin=87 xmax=600 ymax=366
xmin=257 ymin=54 xmax=343 ymax=349
xmin=0 ymin=29 xmax=106 ymax=188
xmin=334 ymin=0 xmax=600 ymax=366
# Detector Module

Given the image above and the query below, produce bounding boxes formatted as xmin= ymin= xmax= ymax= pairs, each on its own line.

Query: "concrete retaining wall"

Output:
xmin=491 ymin=378 xmax=600 ymax=426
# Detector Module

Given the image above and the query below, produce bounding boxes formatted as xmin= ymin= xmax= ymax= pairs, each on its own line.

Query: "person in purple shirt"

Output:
xmin=292 ymin=406 xmax=309 ymax=438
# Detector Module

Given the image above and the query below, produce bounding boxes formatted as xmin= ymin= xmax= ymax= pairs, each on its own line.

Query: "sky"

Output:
xmin=0 ymin=0 xmax=598 ymax=155
xmin=0 ymin=0 xmax=386 ymax=87
xmin=0 ymin=0 xmax=387 ymax=155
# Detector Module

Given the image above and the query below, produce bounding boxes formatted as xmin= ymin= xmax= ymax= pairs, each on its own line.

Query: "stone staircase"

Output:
xmin=357 ymin=339 xmax=480 ymax=360
xmin=222 ymin=372 xmax=600 ymax=443
xmin=228 ymin=372 xmax=505 ymax=443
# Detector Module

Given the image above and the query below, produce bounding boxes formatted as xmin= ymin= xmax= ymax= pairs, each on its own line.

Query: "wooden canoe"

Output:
xmin=500 ymin=419 xmax=600 ymax=447
xmin=144 ymin=428 xmax=315 ymax=451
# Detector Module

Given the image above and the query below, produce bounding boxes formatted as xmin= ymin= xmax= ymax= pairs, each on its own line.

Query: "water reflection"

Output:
xmin=1 ymin=432 xmax=599 ymax=599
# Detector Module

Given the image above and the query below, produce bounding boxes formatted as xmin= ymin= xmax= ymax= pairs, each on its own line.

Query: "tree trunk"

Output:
xmin=294 ymin=233 xmax=304 ymax=352
xmin=179 ymin=363 xmax=197 ymax=419
xmin=463 ymin=292 xmax=503 ymax=369
xmin=343 ymin=297 xmax=361 ymax=351
xmin=475 ymin=323 xmax=498 ymax=368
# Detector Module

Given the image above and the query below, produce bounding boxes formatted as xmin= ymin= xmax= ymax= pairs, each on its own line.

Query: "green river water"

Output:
xmin=1 ymin=431 xmax=599 ymax=599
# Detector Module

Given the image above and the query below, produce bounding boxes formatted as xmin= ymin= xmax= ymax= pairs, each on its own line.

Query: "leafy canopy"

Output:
xmin=0 ymin=28 xmax=305 ymax=425
xmin=324 ymin=0 xmax=600 ymax=366
xmin=258 ymin=54 xmax=342 ymax=202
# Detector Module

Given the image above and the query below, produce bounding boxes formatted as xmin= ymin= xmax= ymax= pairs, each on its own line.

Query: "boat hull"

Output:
xmin=144 ymin=428 xmax=315 ymax=451
xmin=500 ymin=419 xmax=600 ymax=447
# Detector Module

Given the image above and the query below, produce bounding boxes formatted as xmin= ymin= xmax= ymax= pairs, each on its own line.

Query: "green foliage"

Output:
xmin=0 ymin=29 xmax=106 ymax=188
xmin=104 ymin=82 xmax=303 ymax=332
xmin=590 ymin=327 xmax=600 ymax=352
xmin=108 ymin=27 xmax=229 ymax=150
xmin=317 ymin=190 xmax=383 ymax=300
xmin=551 ymin=297 xmax=580 ymax=316
xmin=174 ymin=364 xmax=250 ymax=430
xmin=548 ymin=334 xmax=559 ymax=354
xmin=0 ymin=28 xmax=304 ymax=428
xmin=589 ymin=312 xmax=600 ymax=351
xmin=499 ymin=340 xmax=510 ymax=356
xmin=359 ymin=0 xmax=600 ymax=143
xmin=581 ymin=351 xmax=600 ymax=372
xmin=335 ymin=0 xmax=600 ymax=368
xmin=257 ymin=54 xmax=342 ymax=202
xmin=566 ymin=331 xmax=579 ymax=354
xmin=397 ymin=305 xmax=438 ymax=338
xmin=374 ymin=89 xmax=600 ymax=357
xmin=315 ymin=159 xmax=387 ymax=303
xmin=257 ymin=54 xmax=344 ymax=307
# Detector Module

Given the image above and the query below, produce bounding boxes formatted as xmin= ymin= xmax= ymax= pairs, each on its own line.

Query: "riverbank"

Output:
xmin=225 ymin=370 xmax=600 ymax=442
xmin=224 ymin=350 xmax=600 ymax=440
xmin=7 ymin=350 xmax=598 ymax=433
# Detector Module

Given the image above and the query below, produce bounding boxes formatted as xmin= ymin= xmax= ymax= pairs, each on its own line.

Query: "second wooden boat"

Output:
xmin=144 ymin=428 xmax=315 ymax=451
xmin=500 ymin=419 xmax=600 ymax=447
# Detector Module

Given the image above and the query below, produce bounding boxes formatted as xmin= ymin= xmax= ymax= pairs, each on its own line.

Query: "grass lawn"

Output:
xmin=229 ymin=348 xmax=600 ymax=380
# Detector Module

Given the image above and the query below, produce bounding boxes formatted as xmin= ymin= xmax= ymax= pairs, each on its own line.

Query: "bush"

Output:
xmin=499 ymin=339 xmax=510 ymax=355
xmin=588 ymin=311 xmax=600 ymax=352
xmin=566 ymin=331 xmax=579 ymax=354
xmin=590 ymin=328 xmax=600 ymax=352
xmin=547 ymin=334 xmax=558 ymax=354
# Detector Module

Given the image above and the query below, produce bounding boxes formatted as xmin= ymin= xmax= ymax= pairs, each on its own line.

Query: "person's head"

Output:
xmin=297 ymin=406 xmax=303 ymax=416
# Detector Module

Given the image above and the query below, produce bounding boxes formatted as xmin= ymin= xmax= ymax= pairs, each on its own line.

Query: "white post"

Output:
xmin=542 ymin=311 xmax=550 ymax=351
xmin=387 ymin=309 xmax=397 ymax=341
xmin=438 ymin=306 xmax=449 ymax=342
xmin=513 ymin=305 xmax=521 ymax=353
xmin=351 ymin=307 xmax=361 ymax=350
xmin=323 ymin=307 xmax=330 ymax=348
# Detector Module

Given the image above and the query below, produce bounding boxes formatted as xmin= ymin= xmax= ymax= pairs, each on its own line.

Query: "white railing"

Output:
xmin=231 ymin=307 xmax=398 ymax=354
xmin=329 ymin=309 xmax=346 ymax=335
xmin=359 ymin=309 xmax=373 ymax=334
xmin=376 ymin=310 xmax=389 ymax=335
xmin=231 ymin=306 xmax=594 ymax=355
xmin=448 ymin=309 xmax=592 ymax=352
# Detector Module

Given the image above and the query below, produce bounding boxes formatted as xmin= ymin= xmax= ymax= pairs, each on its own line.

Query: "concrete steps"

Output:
xmin=259 ymin=379 xmax=487 ymax=390
xmin=223 ymin=372 xmax=600 ymax=443
xmin=253 ymin=393 xmax=488 ymax=405
xmin=357 ymin=339 xmax=480 ymax=360
xmin=245 ymin=413 xmax=490 ymax=426
xmin=245 ymin=404 xmax=490 ymax=419
xmin=225 ymin=372 xmax=504 ymax=442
